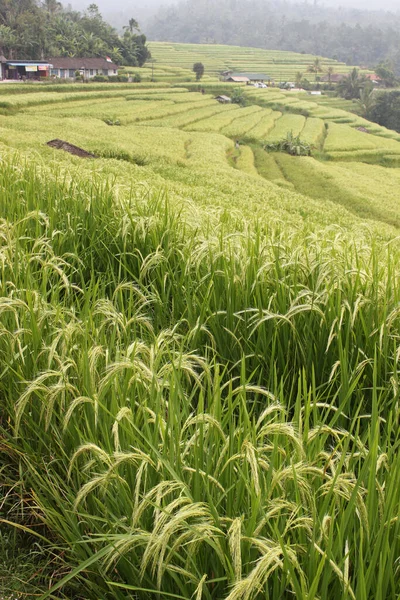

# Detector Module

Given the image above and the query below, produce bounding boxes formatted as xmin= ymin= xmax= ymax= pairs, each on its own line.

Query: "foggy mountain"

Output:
xmin=67 ymin=0 xmax=399 ymax=26
xmin=66 ymin=0 xmax=169 ymax=27
xmin=317 ymin=0 xmax=398 ymax=8
xmin=144 ymin=0 xmax=400 ymax=70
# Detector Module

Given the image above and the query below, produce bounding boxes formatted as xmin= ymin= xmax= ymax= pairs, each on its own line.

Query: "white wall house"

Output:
xmin=48 ymin=57 xmax=119 ymax=79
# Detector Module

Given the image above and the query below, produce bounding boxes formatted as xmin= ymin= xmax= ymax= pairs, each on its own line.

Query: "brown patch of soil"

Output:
xmin=47 ymin=139 xmax=97 ymax=158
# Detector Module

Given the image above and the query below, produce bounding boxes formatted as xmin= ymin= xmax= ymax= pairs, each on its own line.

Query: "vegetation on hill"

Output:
xmin=1 ymin=50 xmax=400 ymax=598
xmin=0 ymin=1 xmax=150 ymax=65
xmin=369 ymin=90 xmax=400 ymax=133
xmin=147 ymin=0 xmax=400 ymax=72
xmin=148 ymin=42 xmax=369 ymax=84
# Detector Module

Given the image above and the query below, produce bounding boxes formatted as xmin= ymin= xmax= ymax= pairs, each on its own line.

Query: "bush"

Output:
xmin=108 ymin=75 xmax=129 ymax=83
xmin=265 ymin=130 xmax=312 ymax=156
xmin=92 ymin=75 xmax=107 ymax=82
xmin=231 ymin=87 xmax=247 ymax=106
xmin=103 ymin=117 xmax=121 ymax=126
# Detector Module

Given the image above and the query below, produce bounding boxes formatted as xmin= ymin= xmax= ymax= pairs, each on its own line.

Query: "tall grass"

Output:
xmin=0 ymin=153 xmax=399 ymax=599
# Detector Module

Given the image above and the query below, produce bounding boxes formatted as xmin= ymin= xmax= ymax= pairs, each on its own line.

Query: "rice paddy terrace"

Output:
xmin=148 ymin=41 xmax=372 ymax=82
xmin=0 ymin=58 xmax=399 ymax=600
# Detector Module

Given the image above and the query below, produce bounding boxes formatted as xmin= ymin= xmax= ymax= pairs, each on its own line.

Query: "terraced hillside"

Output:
xmin=4 ymin=82 xmax=400 ymax=211
xmin=148 ymin=42 xmax=373 ymax=82
xmin=1 ymin=75 xmax=400 ymax=600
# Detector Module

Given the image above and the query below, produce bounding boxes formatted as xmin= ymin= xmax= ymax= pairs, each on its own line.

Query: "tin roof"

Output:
xmin=227 ymin=76 xmax=250 ymax=82
xmin=7 ymin=61 xmax=52 ymax=67
xmin=232 ymin=72 xmax=272 ymax=80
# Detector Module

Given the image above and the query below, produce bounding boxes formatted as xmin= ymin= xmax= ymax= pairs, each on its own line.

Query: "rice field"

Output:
xmin=0 ymin=54 xmax=399 ymax=600
xmin=148 ymin=42 xmax=372 ymax=82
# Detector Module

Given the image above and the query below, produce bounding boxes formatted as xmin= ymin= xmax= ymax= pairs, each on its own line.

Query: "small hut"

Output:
xmin=215 ymin=95 xmax=232 ymax=104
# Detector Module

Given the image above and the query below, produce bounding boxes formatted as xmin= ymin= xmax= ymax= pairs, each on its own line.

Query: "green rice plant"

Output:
xmin=263 ymin=114 xmax=306 ymax=143
xmin=325 ymin=123 xmax=382 ymax=152
xmin=273 ymin=153 xmax=400 ymax=228
xmin=220 ymin=107 xmax=265 ymax=138
xmin=265 ymin=131 xmax=312 ymax=156
xmin=0 ymin=154 xmax=399 ymax=600
xmin=252 ymin=147 xmax=294 ymax=189
xmin=148 ymin=103 xmax=237 ymax=128
xmin=148 ymin=42 xmax=362 ymax=83
xmin=245 ymin=110 xmax=282 ymax=140
xmin=132 ymin=99 xmax=217 ymax=122
xmin=184 ymin=105 xmax=261 ymax=133
xmin=234 ymin=145 xmax=259 ymax=176
xmin=300 ymin=117 xmax=327 ymax=148
xmin=1 ymin=74 xmax=400 ymax=599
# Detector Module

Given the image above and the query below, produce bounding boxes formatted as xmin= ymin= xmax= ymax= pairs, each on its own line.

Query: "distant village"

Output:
xmin=220 ymin=69 xmax=381 ymax=93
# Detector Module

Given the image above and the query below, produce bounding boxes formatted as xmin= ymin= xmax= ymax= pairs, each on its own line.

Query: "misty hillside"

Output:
xmin=146 ymin=0 xmax=400 ymax=70
xmin=68 ymin=0 xmax=398 ymax=31
xmin=320 ymin=0 xmax=398 ymax=8
xmin=66 ymin=0 xmax=166 ymax=26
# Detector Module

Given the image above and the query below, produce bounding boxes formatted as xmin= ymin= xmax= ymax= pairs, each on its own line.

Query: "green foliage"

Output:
xmin=356 ymin=83 xmax=376 ymax=118
xmin=336 ymin=68 xmax=368 ymax=100
xmin=92 ymin=74 xmax=108 ymax=82
xmin=369 ymin=90 xmax=400 ymax=133
xmin=265 ymin=130 xmax=312 ymax=155
xmin=0 ymin=152 xmax=400 ymax=599
xmin=193 ymin=61 xmax=205 ymax=81
xmin=230 ymin=87 xmax=247 ymax=106
xmin=307 ymin=57 xmax=323 ymax=73
xmin=108 ymin=75 xmax=129 ymax=82
xmin=375 ymin=63 xmax=398 ymax=88
xmin=103 ymin=116 xmax=121 ymax=126
xmin=1 ymin=80 xmax=400 ymax=599
xmin=0 ymin=1 xmax=150 ymax=66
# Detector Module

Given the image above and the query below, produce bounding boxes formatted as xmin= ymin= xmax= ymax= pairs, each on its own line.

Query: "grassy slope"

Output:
xmin=0 ymin=77 xmax=399 ymax=599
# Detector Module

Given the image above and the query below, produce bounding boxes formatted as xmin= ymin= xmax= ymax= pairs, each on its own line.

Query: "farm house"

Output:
xmin=223 ymin=71 xmax=273 ymax=83
xmin=226 ymin=75 xmax=250 ymax=83
xmin=215 ymin=95 xmax=232 ymax=103
xmin=48 ymin=57 xmax=119 ymax=79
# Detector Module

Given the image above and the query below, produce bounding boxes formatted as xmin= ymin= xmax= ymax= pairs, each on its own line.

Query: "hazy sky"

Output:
xmin=69 ymin=0 xmax=400 ymax=11
xmin=320 ymin=0 xmax=398 ymax=8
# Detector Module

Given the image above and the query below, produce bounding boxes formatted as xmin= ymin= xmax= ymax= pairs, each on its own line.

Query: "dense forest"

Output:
xmin=148 ymin=0 xmax=400 ymax=72
xmin=0 ymin=1 xmax=150 ymax=65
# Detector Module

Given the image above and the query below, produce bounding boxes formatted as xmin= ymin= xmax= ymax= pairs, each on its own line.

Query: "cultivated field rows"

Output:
xmin=1 ymin=55 xmax=400 ymax=598
xmin=148 ymin=42 xmax=372 ymax=82
xmin=5 ymin=81 xmax=400 ymax=164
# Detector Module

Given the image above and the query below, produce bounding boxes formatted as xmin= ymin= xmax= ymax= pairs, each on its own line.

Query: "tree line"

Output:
xmin=0 ymin=1 xmax=150 ymax=65
xmin=147 ymin=0 xmax=400 ymax=74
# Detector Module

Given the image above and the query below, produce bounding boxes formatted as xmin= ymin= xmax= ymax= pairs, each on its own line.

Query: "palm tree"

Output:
xmin=0 ymin=24 xmax=17 ymax=58
xmin=307 ymin=57 xmax=323 ymax=74
xmin=337 ymin=68 xmax=368 ymax=100
xmin=356 ymin=83 xmax=376 ymax=117
xmin=326 ymin=66 xmax=335 ymax=84
xmin=42 ymin=0 xmax=62 ymax=17
xmin=123 ymin=18 xmax=140 ymax=33
xmin=295 ymin=72 xmax=303 ymax=88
